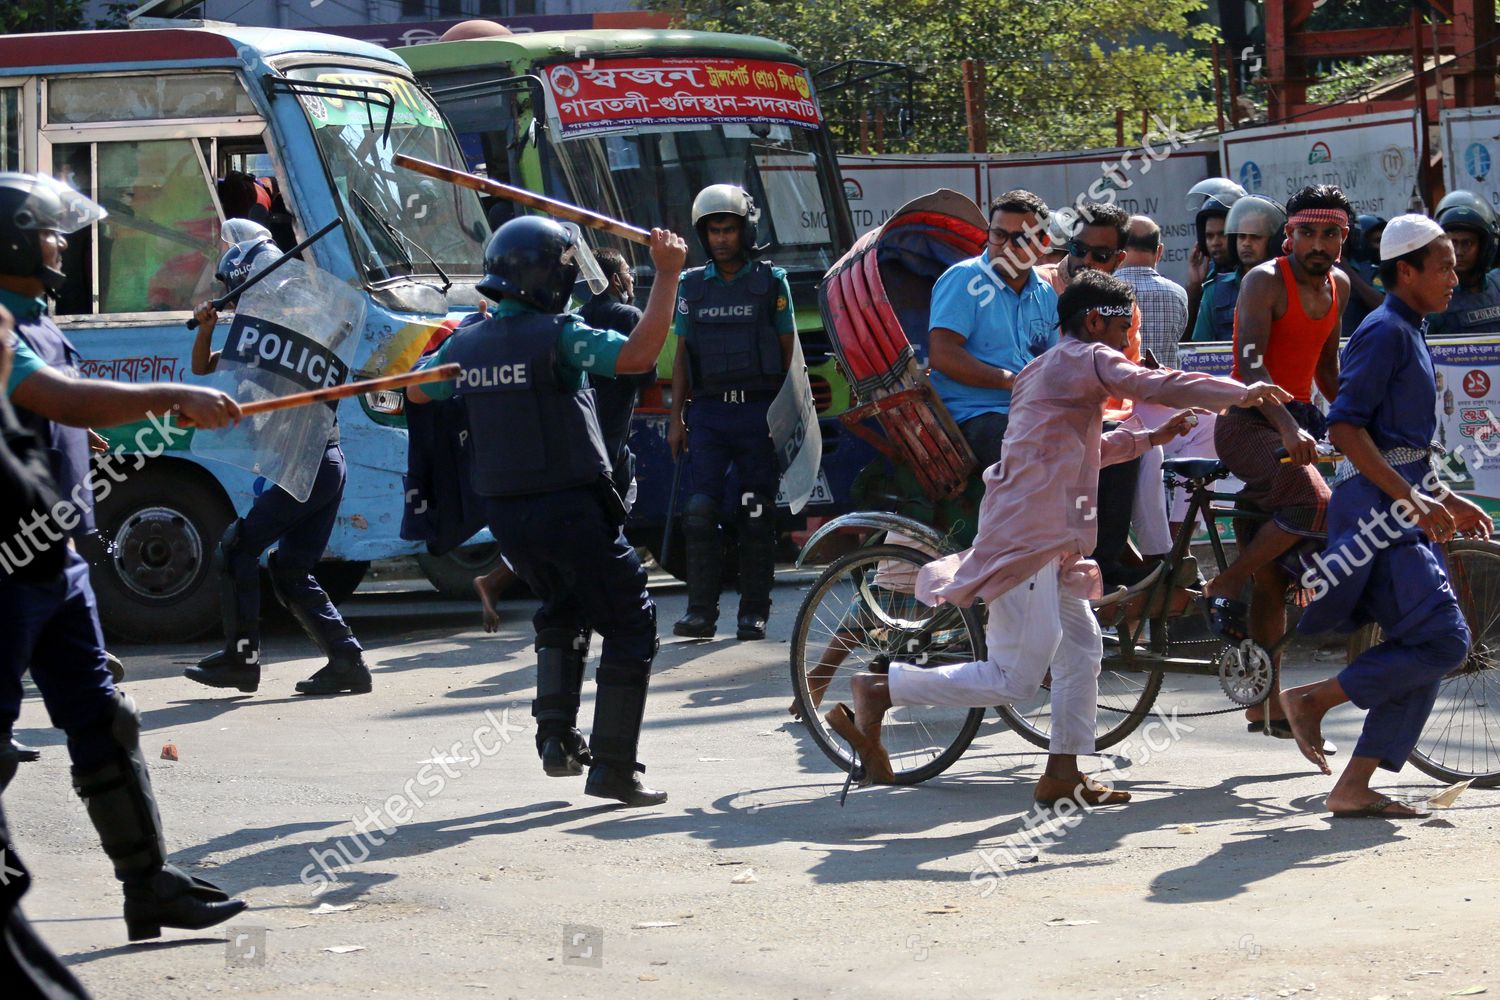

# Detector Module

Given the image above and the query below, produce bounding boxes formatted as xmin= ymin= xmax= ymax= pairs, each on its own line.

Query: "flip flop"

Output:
xmin=1330 ymin=795 xmax=1430 ymax=820
xmin=1248 ymin=719 xmax=1339 ymax=756
xmin=1196 ymin=594 xmax=1250 ymax=641
xmin=825 ymin=703 xmax=895 ymax=785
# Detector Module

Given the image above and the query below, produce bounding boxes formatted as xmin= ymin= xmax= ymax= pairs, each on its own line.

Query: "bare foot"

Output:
xmin=1245 ymin=693 xmax=1286 ymax=725
xmin=1280 ymin=684 xmax=1332 ymax=775
xmin=473 ymin=575 xmax=501 ymax=633
xmin=850 ymin=673 xmax=889 ymax=748
xmin=1035 ymin=772 xmax=1131 ymax=807
xmin=1326 ymin=791 xmax=1428 ymax=818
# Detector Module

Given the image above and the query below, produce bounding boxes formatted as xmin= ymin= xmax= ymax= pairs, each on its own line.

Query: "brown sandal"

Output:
xmin=825 ymin=703 xmax=895 ymax=785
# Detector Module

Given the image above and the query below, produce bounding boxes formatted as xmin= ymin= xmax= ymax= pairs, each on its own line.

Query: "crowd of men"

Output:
xmin=2 ymin=152 xmax=1497 ymax=988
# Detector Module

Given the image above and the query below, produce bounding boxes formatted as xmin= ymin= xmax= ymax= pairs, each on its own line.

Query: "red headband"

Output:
xmin=1287 ymin=209 xmax=1350 ymax=229
xmin=1283 ymin=209 xmax=1350 ymax=256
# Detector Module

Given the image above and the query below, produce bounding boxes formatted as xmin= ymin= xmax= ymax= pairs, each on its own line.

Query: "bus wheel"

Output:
xmin=92 ymin=466 xmax=234 ymax=644
xmin=417 ymin=543 xmax=512 ymax=600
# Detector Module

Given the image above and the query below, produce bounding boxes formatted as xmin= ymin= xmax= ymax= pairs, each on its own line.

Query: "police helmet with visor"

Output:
xmin=0 ymin=172 xmax=107 ymax=291
xmin=476 ymin=215 xmax=580 ymax=313
xmin=1435 ymin=189 xmax=1499 ymax=272
xmin=1224 ymin=195 xmax=1287 ymax=266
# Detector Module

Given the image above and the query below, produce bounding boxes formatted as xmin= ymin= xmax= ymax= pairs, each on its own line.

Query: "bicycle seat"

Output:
xmin=1162 ymin=458 xmax=1228 ymax=482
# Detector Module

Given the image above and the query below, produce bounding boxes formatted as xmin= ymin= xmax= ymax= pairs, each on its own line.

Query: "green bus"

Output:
xmin=399 ymin=29 xmax=869 ymax=569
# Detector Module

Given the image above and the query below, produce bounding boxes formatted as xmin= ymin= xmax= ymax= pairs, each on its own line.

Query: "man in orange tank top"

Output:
xmin=1205 ymin=185 xmax=1352 ymax=742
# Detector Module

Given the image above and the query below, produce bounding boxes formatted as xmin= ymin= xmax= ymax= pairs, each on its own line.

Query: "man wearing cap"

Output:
xmin=184 ymin=220 xmax=372 ymax=698
xmin=1284 ymin=215 xmax=1490 ymax=818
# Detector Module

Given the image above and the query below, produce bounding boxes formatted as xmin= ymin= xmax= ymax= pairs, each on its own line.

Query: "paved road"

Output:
xmin=5 ymin=568 xmax=1495 ymax=999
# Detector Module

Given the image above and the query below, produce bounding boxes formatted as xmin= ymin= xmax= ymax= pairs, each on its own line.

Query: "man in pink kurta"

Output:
xmin=827 ymin=271 xmax=1291 ymax=807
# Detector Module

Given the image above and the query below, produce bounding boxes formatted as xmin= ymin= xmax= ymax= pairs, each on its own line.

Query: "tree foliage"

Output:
xmin=0 ymin=0 xmax=133 ymax=33
xmin=657 ymin=0 xmax=1222 ymax=154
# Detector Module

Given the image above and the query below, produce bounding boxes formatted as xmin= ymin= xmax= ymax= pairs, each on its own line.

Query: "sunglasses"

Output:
xmin=1067 ymin=239 xmax=1119 ymax=264
xmin=987 ymin=226 xmax=1033 ymax=246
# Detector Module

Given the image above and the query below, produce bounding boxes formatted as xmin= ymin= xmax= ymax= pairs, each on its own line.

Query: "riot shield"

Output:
xmin=768 ymin=332 xmax=824 ymax=515
xmin=190 ymin=259 xmax=365 ymax=501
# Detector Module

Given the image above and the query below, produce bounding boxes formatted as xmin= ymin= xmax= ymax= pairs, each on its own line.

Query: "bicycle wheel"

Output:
xmin=1346 ymin=539 xmax=1500 ymax=787
xmin=790 ymin=544 xmax=985 ymax=784
xmin=990 ymin=632 xmax=1164 ymax=752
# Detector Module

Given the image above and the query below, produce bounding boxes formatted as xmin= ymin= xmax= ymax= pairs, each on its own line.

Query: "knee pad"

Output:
xmin=110 ymin=691 xmax=142 ymax=751
xmin=267 ymin=549 xmax=312 ymax=610
xmin=217 ymin=519 xmax=255 ymax=575
xmin=536 ymin=627 xmax=590 ymax=656
xmin=684 ymin=494 xmax=720 ymax=533
xmin=738 ymin=490 xmax=775 ymax=523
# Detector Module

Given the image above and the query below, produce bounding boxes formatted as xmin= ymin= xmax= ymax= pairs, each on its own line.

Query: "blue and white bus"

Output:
xmin=0 ymin=25 xmax=492 ymax=640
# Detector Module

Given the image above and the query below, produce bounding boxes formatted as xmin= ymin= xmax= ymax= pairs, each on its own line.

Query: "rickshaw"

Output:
xmin=789 ymin=191 xmax=1500 ymax=789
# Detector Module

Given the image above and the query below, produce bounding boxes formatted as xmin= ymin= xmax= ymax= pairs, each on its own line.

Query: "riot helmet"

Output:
xmin=1348 ymin=214 xmax=1388 ymax=264
xmin=0 ymin=172 xmax=106 ymax=291
xmin=691 ymin=184 xmax=759 ymax=257
xmin=1224 ymin=195 xmax=1287 ymax=268
xmin=1185 ymin=177 xmax=1247 ymax=215
xmin=1435 ymin=189 xmax=1499 ymax=272
xmin=1193 ymin=180 xmax=1245 ymax=259
xmin=476 ymin=215 xmax=580 ymax=312
xmin=215 ymin=219 xmax=281 ymax=292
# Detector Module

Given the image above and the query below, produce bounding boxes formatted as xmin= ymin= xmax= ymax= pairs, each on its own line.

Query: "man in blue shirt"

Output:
xmin=1429 ymin=190 xmax=1500 ymax=336
xmin=1287 ymin=215 xmax=1490 ymax=818
xmin=927 ymin=189 xmax=1059 ymax=470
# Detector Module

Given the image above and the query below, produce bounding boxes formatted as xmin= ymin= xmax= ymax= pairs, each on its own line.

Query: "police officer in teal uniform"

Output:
xmin=410 ymin=216 xmax=688 ymax=807
xmin=667 ymin=185 xmax=796 ymax=641
xmin=1430 ymin=190 xmax=1500 ymax=336
xmin=0 ymin=172 xmax=247 ymax=940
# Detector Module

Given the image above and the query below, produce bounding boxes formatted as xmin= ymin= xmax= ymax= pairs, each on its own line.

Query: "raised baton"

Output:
xmin=394 ymin=153 xmax=653 ymax=247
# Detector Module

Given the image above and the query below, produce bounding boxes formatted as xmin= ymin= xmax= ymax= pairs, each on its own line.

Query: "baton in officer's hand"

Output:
xmin=185 ymin=217 xmax=344 ymax=330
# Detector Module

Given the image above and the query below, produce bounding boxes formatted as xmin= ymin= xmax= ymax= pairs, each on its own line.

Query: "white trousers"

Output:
xmin=887 ymin=560 xmax=1101 ymax=755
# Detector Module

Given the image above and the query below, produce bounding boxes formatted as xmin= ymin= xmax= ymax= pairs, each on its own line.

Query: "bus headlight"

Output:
xmin=366 ymin=388 xmax=405 ymax=416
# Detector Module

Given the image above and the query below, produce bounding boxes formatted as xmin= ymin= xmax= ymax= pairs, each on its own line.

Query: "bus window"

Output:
xmin=53 ymin=138 xmax=220 ymax=316
xmin=47 ymin=73 xmax=256 ymax=124
xmin=1 ymin=88 xmax=20 ymax=171
xmin=216 ymin=139 xmax=299 ymax=252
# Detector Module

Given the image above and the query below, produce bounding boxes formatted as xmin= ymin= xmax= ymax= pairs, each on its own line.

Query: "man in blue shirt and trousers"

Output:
xmin=1287 ymin=214 xmax=1491 ymax=818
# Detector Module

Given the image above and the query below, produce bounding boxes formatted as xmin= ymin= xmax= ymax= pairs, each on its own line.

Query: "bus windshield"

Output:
xmin=541 ymin=122 xmax=839 ymax=277
xmin=286 ymin=65 xmax=488 ymax=284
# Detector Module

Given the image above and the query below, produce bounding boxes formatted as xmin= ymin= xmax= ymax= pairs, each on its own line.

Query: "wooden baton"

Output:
xmin=394 ymin=153 xmax=653 ymax=247
xmin=234 ymin=364 xmax=460 ymax=417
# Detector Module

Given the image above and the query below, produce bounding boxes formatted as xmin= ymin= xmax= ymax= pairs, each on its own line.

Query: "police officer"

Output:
xmin=185 ymin=221 xmax=371 ymax=697
xmin=667 ymin=184 xmax=796 ymax=641
xmin=1430 ymin=190 xmax=1500 ymax=336
xmin=409 ymin=216 xmax=688 ymax=807
xmin=1184 ymin=177 xmax=1246 ymax=335
xmin=1192 ymin=194 xmax=1285 ymax=341
xmin=0 ymin=172 xmax=247 ymax=939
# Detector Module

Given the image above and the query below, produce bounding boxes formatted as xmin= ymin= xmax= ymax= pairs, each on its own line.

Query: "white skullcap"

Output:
xmin=1380 ymin=213 xmax=1445 ymax=259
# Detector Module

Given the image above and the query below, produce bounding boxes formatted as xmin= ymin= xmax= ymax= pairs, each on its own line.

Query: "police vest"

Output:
xmin=1436 ymin=271 xmax=1500 ymax=334
xmin=1209 ymin=271 xmax=1241 ymax=341
xmin=444 ymin=310 xmax=610 ymax=498
xmin=679 ymin=261 xmax=784 ymax=394
xmin=13 ymin=314 xmax=94 ymax=538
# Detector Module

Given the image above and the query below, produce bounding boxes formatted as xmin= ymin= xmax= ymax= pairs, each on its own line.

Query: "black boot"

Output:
xmin=73 ymin=694 xmax=247 ymax=941
xmin=586 ymin=662 xmax=666 ymax=807
xmin=533 ymin=636 xmax=592 ymax=776
xmin=295 ymin=648 xmax=372 ymax=695
xmin=674 ymin=496 xmax=721 ymax=638
xmin=184 ymin=637 xmax=260 ymax=693
xmin=271 ymin=552 xmax=372 ymax=695
xmin=189 ymin=537 xmax=261 ymax=691
xmin=735 ymin=491 xmax=775 ymax=642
